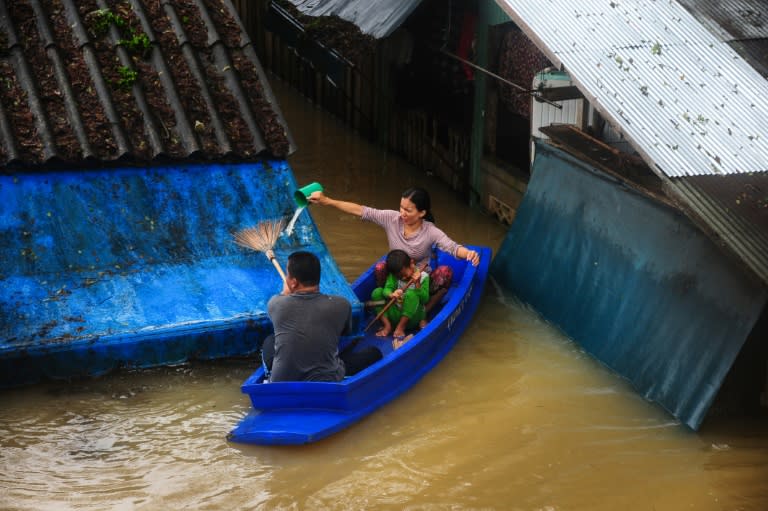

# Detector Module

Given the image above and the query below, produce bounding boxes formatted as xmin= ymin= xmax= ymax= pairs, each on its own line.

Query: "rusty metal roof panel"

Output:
xmin=496 ymin=0 xmax=768 ymax=178
xmin=728 ymin=38 xmax=768 ymax=78
xmin=665 ymin=174 xmax=768 ymax=282
xmin=676 ymin=0 xmax=768 ymax=41
xmin=0 ymin=0 xmax=295 ymax=169
xmin=675 ymin=0 xmax=768 ymax=79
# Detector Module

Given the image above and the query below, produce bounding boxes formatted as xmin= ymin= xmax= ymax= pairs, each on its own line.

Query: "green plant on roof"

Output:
xmin=114 ymin=65 xmax=138 ymax=90
xmin=91 ymin=9 xmax=127 ymax=36
xmin=118 ymin=32 xmax=151 ymax=57
xmin=651 ymin=42 xmax=662 ymax=56
xmin=90 ymin=8 xmax=151 ymax=59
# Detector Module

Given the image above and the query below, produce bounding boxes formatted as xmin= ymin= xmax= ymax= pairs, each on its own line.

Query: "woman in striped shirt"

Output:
xmin=309 ymin=187 xmax=480 ymax=313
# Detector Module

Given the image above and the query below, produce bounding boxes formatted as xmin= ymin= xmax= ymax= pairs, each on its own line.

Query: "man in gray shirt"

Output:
xmin=261 ymin=251 xmax=381 ymax=382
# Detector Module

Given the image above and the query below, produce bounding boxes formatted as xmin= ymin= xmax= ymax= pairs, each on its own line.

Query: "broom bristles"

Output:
xmin=233 ymin=218 xmax=286 ymax=253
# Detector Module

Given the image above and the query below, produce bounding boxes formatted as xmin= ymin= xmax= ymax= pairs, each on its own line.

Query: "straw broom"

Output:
xmin=233 ymin=219 xmax=287 ymax=284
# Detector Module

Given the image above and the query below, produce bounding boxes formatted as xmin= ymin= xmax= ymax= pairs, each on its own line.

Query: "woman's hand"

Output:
xmin=464 ymin=248 xmax=480 ymax=266
xmin=308 ymin=190 xmax=328 ymax=205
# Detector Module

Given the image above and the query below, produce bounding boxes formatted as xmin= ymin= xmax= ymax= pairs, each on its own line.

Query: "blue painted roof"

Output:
xmin=0 ymin=160 xmax=360 ymax=387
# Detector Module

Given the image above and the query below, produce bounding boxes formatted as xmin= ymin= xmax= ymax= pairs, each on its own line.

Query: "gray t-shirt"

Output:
xmin=267 ymin=292 xmax=351 ymax=382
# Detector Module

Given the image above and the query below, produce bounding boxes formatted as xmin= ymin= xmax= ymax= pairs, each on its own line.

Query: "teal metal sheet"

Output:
xmin=490 ymin=141 xmax=767 ymax=429
xmin=0 ymin=161 xmax=360 ymax=387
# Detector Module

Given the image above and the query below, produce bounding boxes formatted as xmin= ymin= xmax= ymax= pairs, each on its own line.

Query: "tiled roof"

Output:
xmin=0 ymin=0 xmax=295 ymax=169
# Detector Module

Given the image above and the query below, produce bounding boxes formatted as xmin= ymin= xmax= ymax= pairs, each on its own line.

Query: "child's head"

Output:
xmin=385 ymin=249 xmax=414 ymax=280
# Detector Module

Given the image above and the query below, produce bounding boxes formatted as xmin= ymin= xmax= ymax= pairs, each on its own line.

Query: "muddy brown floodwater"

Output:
xmin=1 ymin=74 xmax=767 ymax=511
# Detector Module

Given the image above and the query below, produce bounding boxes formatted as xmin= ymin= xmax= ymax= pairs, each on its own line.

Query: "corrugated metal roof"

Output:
xmin=496 ymin=0 xmax=768 ymax=284
xmin=495 ymin=0 xmax=768 ymax=178
xmin=286 ymin=0 xmax=423 ymax=39
xmin=0 ymin=0 xmax=295 ymax=169
xmin=667 ymin=1 xmax=768 ymax=280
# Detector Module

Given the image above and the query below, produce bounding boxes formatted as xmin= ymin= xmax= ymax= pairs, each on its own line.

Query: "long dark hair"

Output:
xmin=402 ymin=187 xmax=435 ymax=223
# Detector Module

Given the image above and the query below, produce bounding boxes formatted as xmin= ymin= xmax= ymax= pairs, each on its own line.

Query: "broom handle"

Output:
xmin=266 ymin=250 xmax=287 ymax=284
xmin=364 ymin=262 xmax=428 ymax=332
xmin=271 ymin=257 xmax=287 ymax=284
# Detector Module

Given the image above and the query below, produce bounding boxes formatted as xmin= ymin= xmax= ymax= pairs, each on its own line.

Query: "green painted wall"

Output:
xmin=470 ymin=1 xmax=511 ymax=207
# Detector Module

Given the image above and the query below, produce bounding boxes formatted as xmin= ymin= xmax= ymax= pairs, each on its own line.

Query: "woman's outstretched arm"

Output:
xmin=309 ymin=191 xmax=364 ymax=217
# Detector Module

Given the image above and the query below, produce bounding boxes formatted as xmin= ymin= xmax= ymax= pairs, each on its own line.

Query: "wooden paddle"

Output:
xmin=364 ymin=262 xmax=428 ymax=332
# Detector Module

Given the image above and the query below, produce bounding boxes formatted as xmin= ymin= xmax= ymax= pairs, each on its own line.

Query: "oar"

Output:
xmin=233 ymin=219 xmax=287 ymax=284
xmin=364 ymin=262 xmax=428 ymax=332
xmin=364 ymin=297 xmax=398 ymax=333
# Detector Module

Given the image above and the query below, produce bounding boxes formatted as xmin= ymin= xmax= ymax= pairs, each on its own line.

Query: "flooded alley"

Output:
xmin=1 ymin=76 xmax=767 ymax=511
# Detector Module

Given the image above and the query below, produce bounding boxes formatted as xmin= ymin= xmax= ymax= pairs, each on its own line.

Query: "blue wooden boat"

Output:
xmin=228 ymin=245 xmax=492 ymax=445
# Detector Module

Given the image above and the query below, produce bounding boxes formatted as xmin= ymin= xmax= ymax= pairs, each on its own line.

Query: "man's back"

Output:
xmin=267 ymin=292 xmax=350 ymax=382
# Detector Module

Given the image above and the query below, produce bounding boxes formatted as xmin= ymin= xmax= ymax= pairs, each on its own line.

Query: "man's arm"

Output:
xmin=340 ymin=301 xmax=353 ymax=336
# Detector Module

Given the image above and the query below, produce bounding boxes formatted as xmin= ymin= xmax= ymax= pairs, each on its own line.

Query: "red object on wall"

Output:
xmin=457 ymin=12 xmax=476 ymax=80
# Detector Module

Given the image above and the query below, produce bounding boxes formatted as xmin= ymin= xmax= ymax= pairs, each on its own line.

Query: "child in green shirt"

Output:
xmin=370 ymin=249 xmax=430 ymax=345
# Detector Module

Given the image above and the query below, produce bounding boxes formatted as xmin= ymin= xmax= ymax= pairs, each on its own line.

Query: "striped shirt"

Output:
xmin=361 ymin=206 xmax=460 ymax=269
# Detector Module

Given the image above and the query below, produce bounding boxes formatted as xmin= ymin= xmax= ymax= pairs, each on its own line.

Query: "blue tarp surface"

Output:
xmin=491 ymin=141 xmax=767 ymax=429
xmin=0 ymin=161 xmax=359 ymax=387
